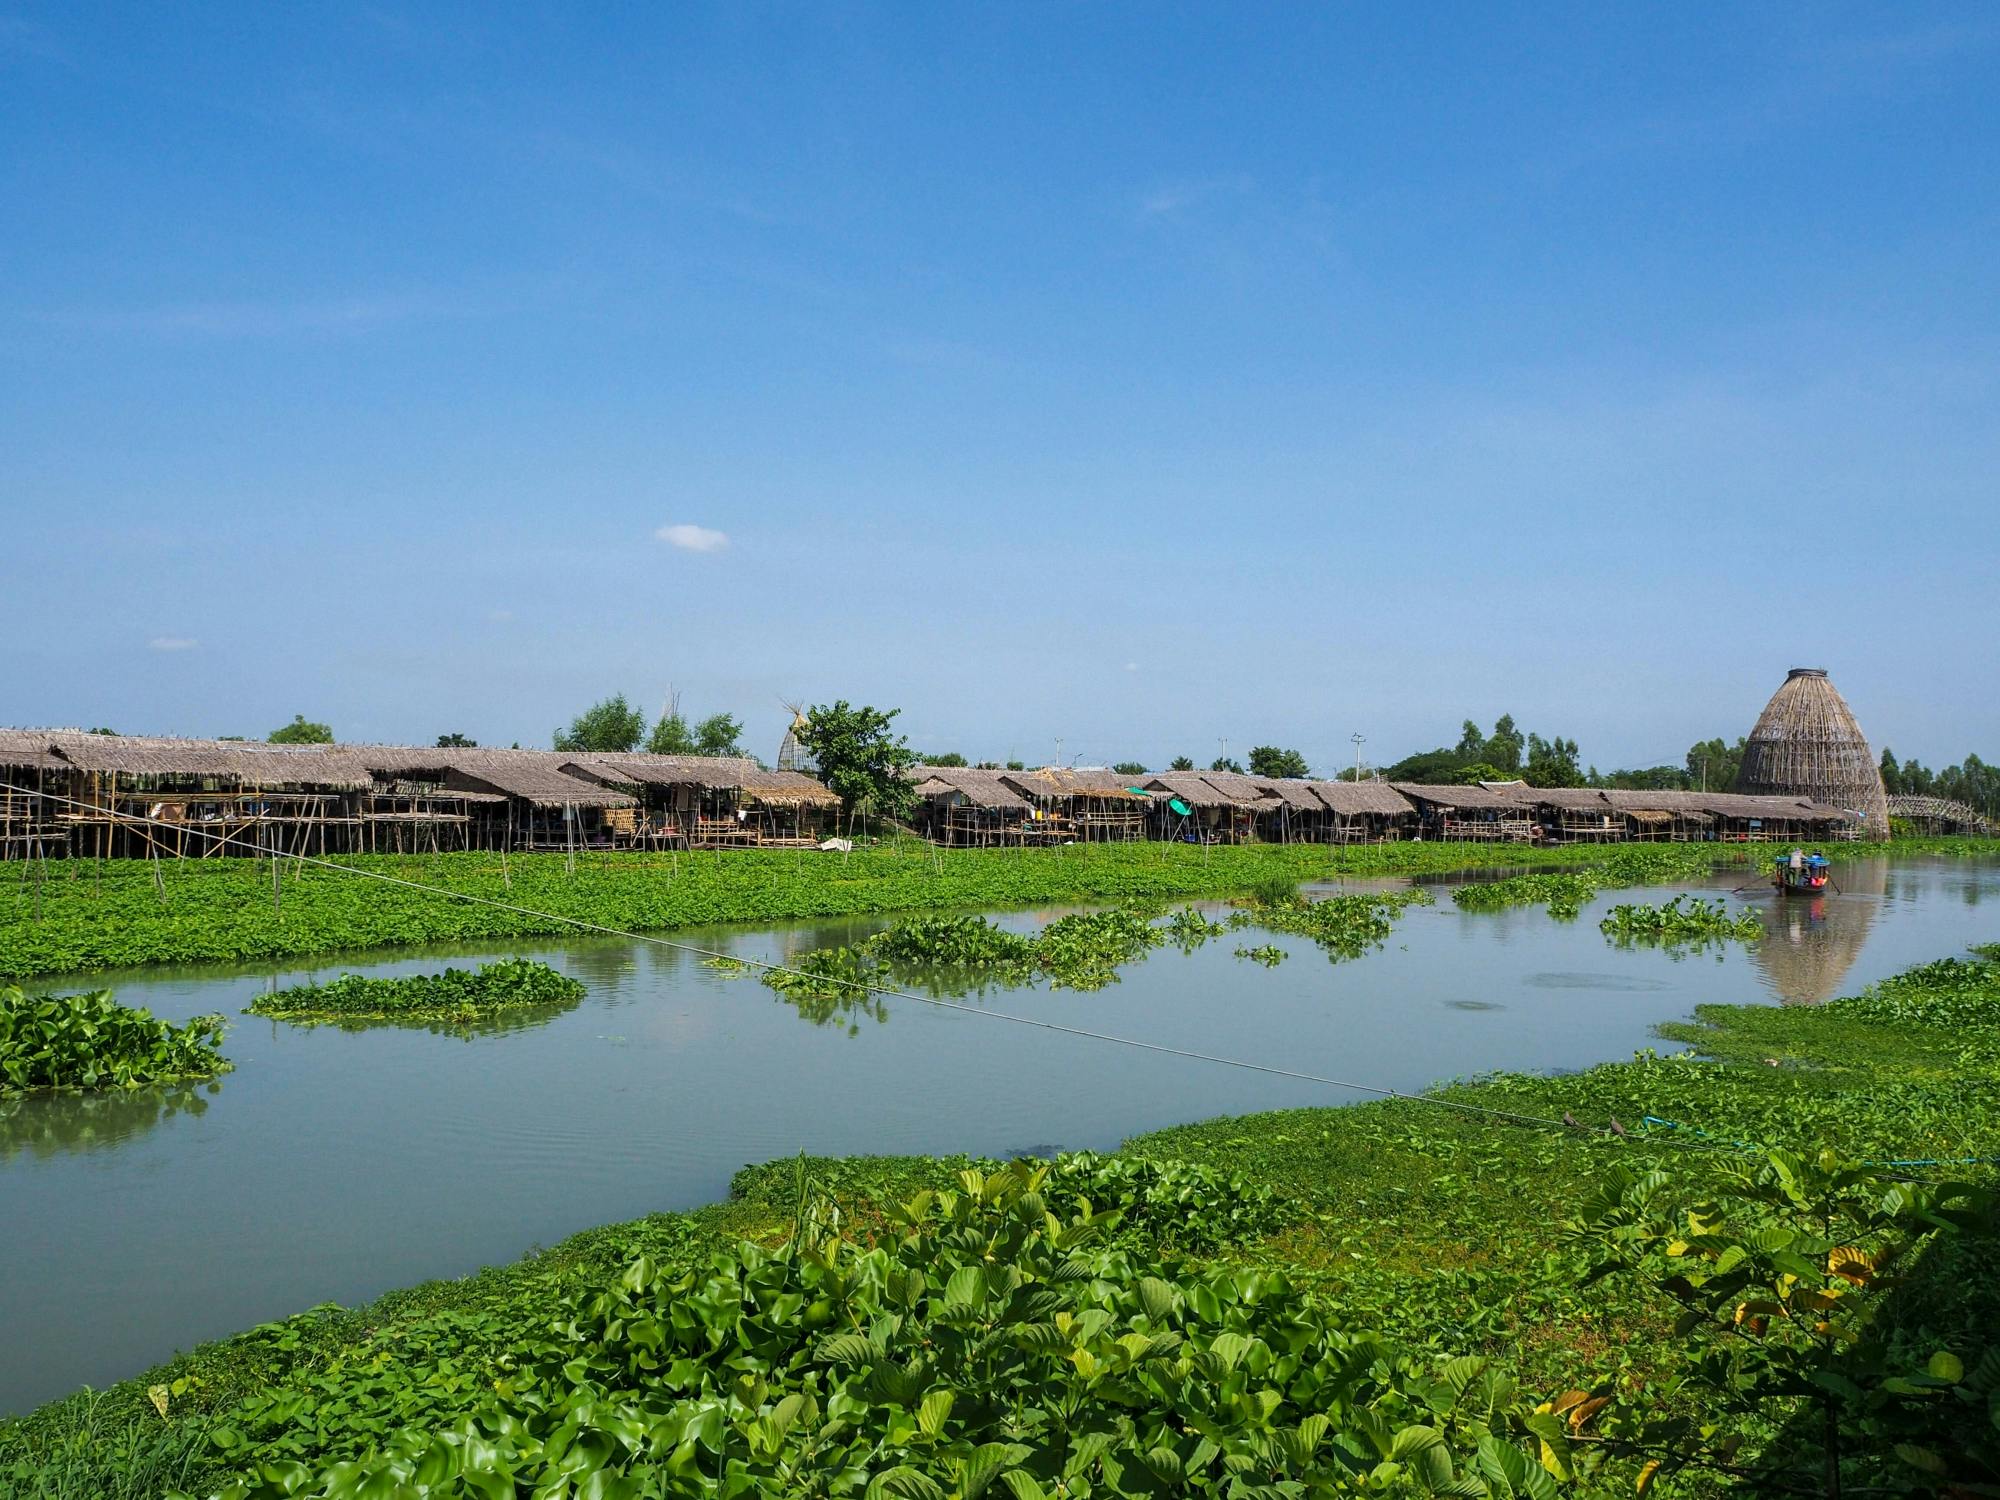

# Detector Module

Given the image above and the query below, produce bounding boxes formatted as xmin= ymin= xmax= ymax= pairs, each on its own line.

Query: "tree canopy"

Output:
xmin=269 ymin=715 xmax=333 ymax=745
xmin=1246 ymin=746 xmax=1310 ymax=779
xmin=646 ymin=700 xmax=745 ymax=758
xmin=1110 ymin=761 xmax=1148 ymax=777
xmin=554 ymin=695 xmax=646 ymax=754
xmin=1209 ymin=756 xmax=1245 ymax=774
xmin=796 ymin=701 xmax=918 ymax=820
xmin=1168 ymin=756 xmax=1195 ymax=771
xmin=1881 ymin=748 xmax=1999 ymax=818
xmin=435 ymin=732 xmax=476 ymax=748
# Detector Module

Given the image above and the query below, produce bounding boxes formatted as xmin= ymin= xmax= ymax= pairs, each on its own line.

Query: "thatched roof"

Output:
xmin=1141 ymin=772 xmax=1260 ymax=811
xmin=1002 ymin=768 xmax=1155 ymax=801
xmin=1391 ymin=782 xmax=1521 ymax=812
xmin=1735 ymin=668 xmax=1888 ymax=838
xmin=1487 ymin=785 xmax=1617 ymax=814
xmin=1304 ymin=780 xmax=1416 ymax=817
xmin=445 ymin=751 xmax=636 ymax=808
xmin=41 ymin=732 xmax=378 ymax=790
xmin=0 ymin=730 xmax=65 ymax=772
xmin=912 ymin=767 xmax=1033 ymax=812
xmin=740 ymin=769 xmax=841 ymax=809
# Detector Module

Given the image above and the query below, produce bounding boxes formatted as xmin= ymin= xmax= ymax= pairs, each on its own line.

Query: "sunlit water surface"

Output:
xmin=2 ymin=854 xmax=1993 ymax=1413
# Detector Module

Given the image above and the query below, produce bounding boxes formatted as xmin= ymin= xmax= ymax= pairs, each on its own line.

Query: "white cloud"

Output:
xmin=148 ymin=636 xmax=198 ymax=652
xmin=655 ymin=523 xmax=729 ymax=553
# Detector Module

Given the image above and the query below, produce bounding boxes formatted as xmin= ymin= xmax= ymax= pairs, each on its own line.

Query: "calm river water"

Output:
xmin=2 ymin=854 xmax=1994 ymax=1414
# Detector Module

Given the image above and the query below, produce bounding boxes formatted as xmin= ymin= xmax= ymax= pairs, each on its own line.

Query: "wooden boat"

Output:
xmin=1773 ymin=851 xmax=1830 ymax=894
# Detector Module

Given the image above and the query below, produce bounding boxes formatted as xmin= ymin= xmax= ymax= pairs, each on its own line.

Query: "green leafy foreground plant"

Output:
xmin=244 ymin=960 xmax=584 ymax=1025
xmin=1 ymin=986 xmax=229 ymax=1095
xmin=183 ymin=1158 xmax=1570 ymax=1500
xmin=1574 ymin=1148 xmax=1997 ymax=1496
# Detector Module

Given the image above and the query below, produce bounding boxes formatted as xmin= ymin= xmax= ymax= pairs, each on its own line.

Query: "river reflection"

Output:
xmin=1745 ymin=856 xmax=1885 ymax=1005
xmin=0 ymin=1080 xmax=220 ymax=1162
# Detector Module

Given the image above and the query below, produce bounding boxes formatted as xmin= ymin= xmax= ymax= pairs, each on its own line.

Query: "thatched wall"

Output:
xmin=1734 ymin=668 xmax=1889 ymax=838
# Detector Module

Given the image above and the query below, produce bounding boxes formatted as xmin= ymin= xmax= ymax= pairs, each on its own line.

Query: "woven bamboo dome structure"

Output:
xmin=1734 ymin=668 xmax=1889 ymax=839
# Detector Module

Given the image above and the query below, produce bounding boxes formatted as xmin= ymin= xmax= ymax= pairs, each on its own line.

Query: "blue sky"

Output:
xmin=4 ymin=5 xmax=1995 ymax=772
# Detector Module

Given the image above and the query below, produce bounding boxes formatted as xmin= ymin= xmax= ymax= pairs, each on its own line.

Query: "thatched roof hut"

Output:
xmin=41 ymin=732 xmax=377 ymax=790
xmin=1735 ymin=668 xmax=1889 ymax=838
xmin=1303 ymin=780 xmax=1415 ymax=818
xmin=911 ymin=766 xmax=1033 ymax=811
xmin=445 ymin=750 xmax=636 ymax=808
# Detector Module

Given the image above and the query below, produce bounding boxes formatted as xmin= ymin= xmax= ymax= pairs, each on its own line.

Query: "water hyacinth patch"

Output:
xmin=244 ymin=960 xmax=584 ymax=1025
xmin=1598 ymin=896 xmax=1762 ymax=946
xmin=1451 ymin=873 xmax=1599 ymax=920
xmin=1 ymin=986 xmax=230 ymax=1095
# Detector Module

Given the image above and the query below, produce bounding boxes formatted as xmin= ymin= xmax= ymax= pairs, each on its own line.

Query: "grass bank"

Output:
xmin=5 ymin=941 xmax=1994 ymax=1497
xmin=5 ymin=835 xmax=1992 ymax=981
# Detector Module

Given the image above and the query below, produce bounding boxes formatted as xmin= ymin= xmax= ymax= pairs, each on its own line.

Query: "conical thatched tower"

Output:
xmin=1734 ymin=668 xmax=1889 ymax=838
xmin=776 ymin=701 xmax=815 ymax=773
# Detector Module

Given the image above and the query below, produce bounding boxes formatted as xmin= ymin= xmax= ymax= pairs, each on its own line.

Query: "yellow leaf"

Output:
xmin=1827 ymin=1246 xmax=1874 ymax=1285
xmin=1549 ymin=1390 xmax=1590 ymax=1415
xmin=146 ymin=1385 xmax=170 ymax=1419
xmin=1540 ymin=1439 xmax=1573 ymax=1480
xmin=1636 ymin=1459 xmax=1662 ymax=1497
xmin=1665 ymin=1240 xmax=1689 ymax=1257
xmin=1569 ymin=1396 xmax=1611 ymax=1433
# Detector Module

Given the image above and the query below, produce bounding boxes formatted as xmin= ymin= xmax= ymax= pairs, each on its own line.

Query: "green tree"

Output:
xmin=922 ymin=751 xmax=970 ymax=768
xmin=269 ymin=715 xmax=333 ymax=745
xmin=1456 ymin=719 xmax=1484 ymax=758
xmin=86 ymin=726 xmax=118 ymax=736
xmin=694 ymin=712 xmax=744 ymax=758
xmin=1686 ymin=736 xmax=1747 ymax=792
xmin=1247 ymin=746 xmax=1310 ymax=779
xmin=1481 ymin=714 xmax=1524 ymax=774
xmin=646 ymin=704 xmax=693 ymax=754
xmin=1210 ymin=756 xmax=1245 ymax=774
xmin=1111 ymin=761 xmax=1148 ymax=777
xmin=1169 ymin=756 xmax=1195 ymax=771
xmin=796 ymin=702 xmax=918 ymax=820
xmin=1005 ymin=760 xmax=1025 ymax=771
xmin=435 ymin=733 xmax=476 ymax=748
xmin=554 ymin=694 xmax=645 ymax=754
xmin=1879 ymin=747 xmax=1902 ymax=795
xmin=1524 ymin=733 xmax=1583 ymax=787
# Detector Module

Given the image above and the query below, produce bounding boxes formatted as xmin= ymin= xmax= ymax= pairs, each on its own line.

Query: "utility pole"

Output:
xmin=1351 ymin=733 xmax=1366 ymax=783
xmin=1054 ymin=736 xmax=1063 ymax=769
